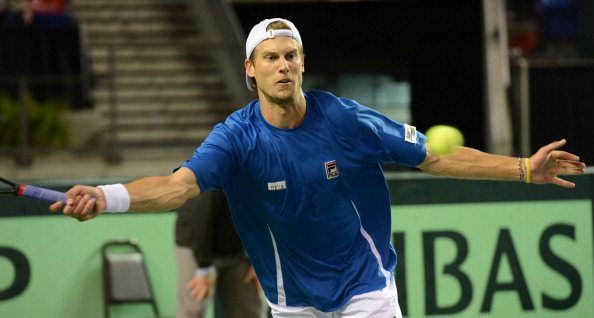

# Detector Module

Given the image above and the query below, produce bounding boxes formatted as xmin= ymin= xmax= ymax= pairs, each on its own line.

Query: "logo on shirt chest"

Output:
xmin=325 ymin=160 xmax=339 ymax=179
xmin=266 ymin=160 xmax=339 ymax=191
xmin=267 ymin=180 xmax=287 ymax=191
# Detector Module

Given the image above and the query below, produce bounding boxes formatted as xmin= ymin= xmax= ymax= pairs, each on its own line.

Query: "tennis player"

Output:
xmin=51 ymin=18 xmax=585 ymax=318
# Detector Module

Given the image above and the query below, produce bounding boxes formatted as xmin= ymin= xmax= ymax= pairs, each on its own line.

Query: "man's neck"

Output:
xmin=259 ymin=92 xmax=307 ymax=129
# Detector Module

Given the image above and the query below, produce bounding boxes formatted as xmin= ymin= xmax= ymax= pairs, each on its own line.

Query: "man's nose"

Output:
xmin=279 ymin=58 xmax=290 ymax=72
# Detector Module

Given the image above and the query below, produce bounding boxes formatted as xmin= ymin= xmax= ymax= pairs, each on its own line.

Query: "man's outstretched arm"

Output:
xmin=417 ymin=139 xmax=585 ymax=188
xmin=49 ymin=167 xmax=201 ymax=221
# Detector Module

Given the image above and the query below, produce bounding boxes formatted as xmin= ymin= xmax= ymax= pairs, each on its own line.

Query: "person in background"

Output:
xmin=0 ymin=0 xmax=21 ymax=26
xmin=176 ymin=189 xmax=264 ymax=318
xmin=21 ymin=0 xmax=74 ymax=26
xmin=0 ymin=0 xmax=10 ymax=23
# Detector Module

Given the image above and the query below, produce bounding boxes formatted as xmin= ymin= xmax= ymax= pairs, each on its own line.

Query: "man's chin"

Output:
xmin=263 ymin=90 xmax=296 ymax=106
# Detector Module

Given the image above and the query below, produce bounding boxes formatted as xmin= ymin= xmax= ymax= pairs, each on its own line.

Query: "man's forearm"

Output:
xmin=419 ymin=147 xmax=520 ymax=181
xmin=127 ymin=175 xmax=200 ymax=212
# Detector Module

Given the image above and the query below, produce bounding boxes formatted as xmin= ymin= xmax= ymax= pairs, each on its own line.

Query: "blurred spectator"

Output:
xmin=509 ymin=30 xmax=536 ymax=56
xmin=26 ymin=0 xmax=67 ymax=14
xmin=0 ymin=0 xmax=21 ymax=26
xmin=506 ymin=0 xmax=538 ymax=57
xmin=535 ymin=0 xmax=579 ymax=54
xmin=22 ymin=0 xmax=74 ymax=26
xmin=0 ymin=0 xmax=8 ymax=18
xmin=175 ymin=190 xmax=265 ymax=318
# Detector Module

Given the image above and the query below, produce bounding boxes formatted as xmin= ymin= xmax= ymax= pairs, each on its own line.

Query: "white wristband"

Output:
xmin=97 ymin=184 xmax=130 ymax=213
xmin=195 ymin=265 xmax=216 ymax=277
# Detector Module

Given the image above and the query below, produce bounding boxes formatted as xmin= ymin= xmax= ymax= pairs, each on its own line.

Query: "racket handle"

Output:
xmin=17 ymin=184 xmax=67 ymax=203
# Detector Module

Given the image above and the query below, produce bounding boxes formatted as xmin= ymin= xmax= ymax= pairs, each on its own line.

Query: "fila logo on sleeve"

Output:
xmin=325 ymin=160 xmax=340 ymax=179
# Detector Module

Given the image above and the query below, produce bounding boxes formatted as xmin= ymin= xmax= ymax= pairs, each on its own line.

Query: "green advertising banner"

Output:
xmin=0 ymin=213 xmax=177 ymax=318
xmin=392 ymin=200 xmax=593 ymax=318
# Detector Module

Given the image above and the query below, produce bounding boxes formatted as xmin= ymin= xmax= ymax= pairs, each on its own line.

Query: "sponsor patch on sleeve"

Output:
xmin=404 ymin=124 xmax=418 ymax=143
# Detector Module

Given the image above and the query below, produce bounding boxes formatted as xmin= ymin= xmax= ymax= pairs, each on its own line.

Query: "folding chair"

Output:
xmin=101 ymin=238 xmax=160 ymax=318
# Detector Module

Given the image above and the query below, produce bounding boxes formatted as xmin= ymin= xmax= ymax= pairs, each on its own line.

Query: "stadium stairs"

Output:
xmin=72 ymin=0 xmax=240 ymax=148
xmin=0 ymin=0 xmax=249 ymax=181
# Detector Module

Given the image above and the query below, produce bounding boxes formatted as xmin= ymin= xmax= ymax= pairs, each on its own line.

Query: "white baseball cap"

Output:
xmin=245 ymin=18 xmax=302 ymax=91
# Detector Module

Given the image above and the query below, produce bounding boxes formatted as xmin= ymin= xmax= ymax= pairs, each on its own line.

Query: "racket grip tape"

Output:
xmin=17 ymin=184 xmax=67 ymax=203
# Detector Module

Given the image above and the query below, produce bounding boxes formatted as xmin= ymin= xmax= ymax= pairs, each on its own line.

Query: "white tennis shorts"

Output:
xmin=268 ymin=277 xmax=403 ymax=318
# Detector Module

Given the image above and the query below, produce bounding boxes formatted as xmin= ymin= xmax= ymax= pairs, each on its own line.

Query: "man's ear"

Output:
xmin=301 ymin=55 xmax=305 ymax=73
xmin=245 ymin=58 xmax=255 ymax=78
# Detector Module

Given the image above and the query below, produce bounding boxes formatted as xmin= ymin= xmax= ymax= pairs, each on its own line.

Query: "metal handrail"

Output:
xmin=186 ymin=0 xmax=252 ymax=106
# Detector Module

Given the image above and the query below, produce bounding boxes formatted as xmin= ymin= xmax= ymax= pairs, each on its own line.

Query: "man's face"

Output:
xmin=246 ymin=36 xmax=304 ymax=105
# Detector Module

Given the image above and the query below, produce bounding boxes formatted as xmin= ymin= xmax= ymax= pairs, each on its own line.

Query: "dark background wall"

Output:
xmin=233 ymin=0 xmax=486 ymax=151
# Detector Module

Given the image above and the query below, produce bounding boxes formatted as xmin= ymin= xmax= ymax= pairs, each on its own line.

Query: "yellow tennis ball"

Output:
xmin=425 ymin=125 xmax=464 ymax=155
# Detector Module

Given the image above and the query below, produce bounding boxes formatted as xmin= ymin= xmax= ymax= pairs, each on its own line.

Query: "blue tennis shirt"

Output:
xmin=180 ymin=90 xmax=426 ymax=311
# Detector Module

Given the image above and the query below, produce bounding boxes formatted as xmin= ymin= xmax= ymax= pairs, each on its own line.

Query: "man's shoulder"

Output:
xmin=217 ymin=100 xmax=259 ymax=133
xmin=308 ymin=90 xmax=358 ymax=110
xmin=307 ymin=90 xmax=359 ymax=123
xmin=307 ymin=89 xmax=340 ymax=103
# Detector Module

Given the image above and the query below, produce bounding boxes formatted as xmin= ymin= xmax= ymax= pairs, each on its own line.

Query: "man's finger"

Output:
xmin=63 ymin=198 xmax=76 ymax=215
xmin=49 ymin=201 xmax=64 ymax=213
xmin=553 ymin=151 xmax=581 ymax=162
xmin=540 ymin=139 xmax=567 ymax=155
xmin=554 ymin=160 xmax=585 ymax=175
xmin=80 ymin=197 xmax=96 ymax=216
xmin=554 ymin=177 xmax=575 ymax=189
xmin=73 ymin=194 xmax=93 ymax=216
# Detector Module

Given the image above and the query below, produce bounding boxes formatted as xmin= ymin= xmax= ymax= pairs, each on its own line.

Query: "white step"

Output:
xmin=87 ymin=35 xmax=203 ymax=46
xmin=90 ymin=46 xmax=209 ymax=60
xmin=116 ymin=113 xmax=222 ymax=126
xmin=116 ymin=128 xmax=212 ymax=143
xmin=92 ymin=86 xmax=223 ymax=99
xmin=85 ymin=23 xmax=196 ymax=34
xmin=76 ymin=8 xmax=192 ymax=20
xmin=100 ymin=74 xmax=221 ymax=86
xmin=93 ymin=100 xmax=218 ymax=113
xmin=102 ymin=60 xmax=213 ymax=72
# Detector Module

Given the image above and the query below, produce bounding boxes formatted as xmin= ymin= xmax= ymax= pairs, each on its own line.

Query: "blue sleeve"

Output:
xmin=317 ymin=92 xmax=426 ymax=167
xmin=180 ymin=124 xmax=234 ymax=192
xmin=353 ymin=101 xmax=427 ymax=166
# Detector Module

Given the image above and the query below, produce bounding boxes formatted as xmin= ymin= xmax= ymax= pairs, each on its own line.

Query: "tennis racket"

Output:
xmin=0 ymin=176 xmax=67 ymax=203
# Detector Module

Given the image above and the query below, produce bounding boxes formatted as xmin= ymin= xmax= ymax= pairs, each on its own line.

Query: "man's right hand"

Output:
xmin=49 ymin=185 xmax=105 ymax=221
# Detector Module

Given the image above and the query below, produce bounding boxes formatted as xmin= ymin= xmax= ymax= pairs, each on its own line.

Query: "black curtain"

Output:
xmin=0 ymin=24 xmax=90 ymax=109
xmin=409 ymin=1 xmax=484 ymax=150
xmin=529 ymin=65 xmax=594 ymax=165
xmin=234 ymin=0 xmax=485 ymax=149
